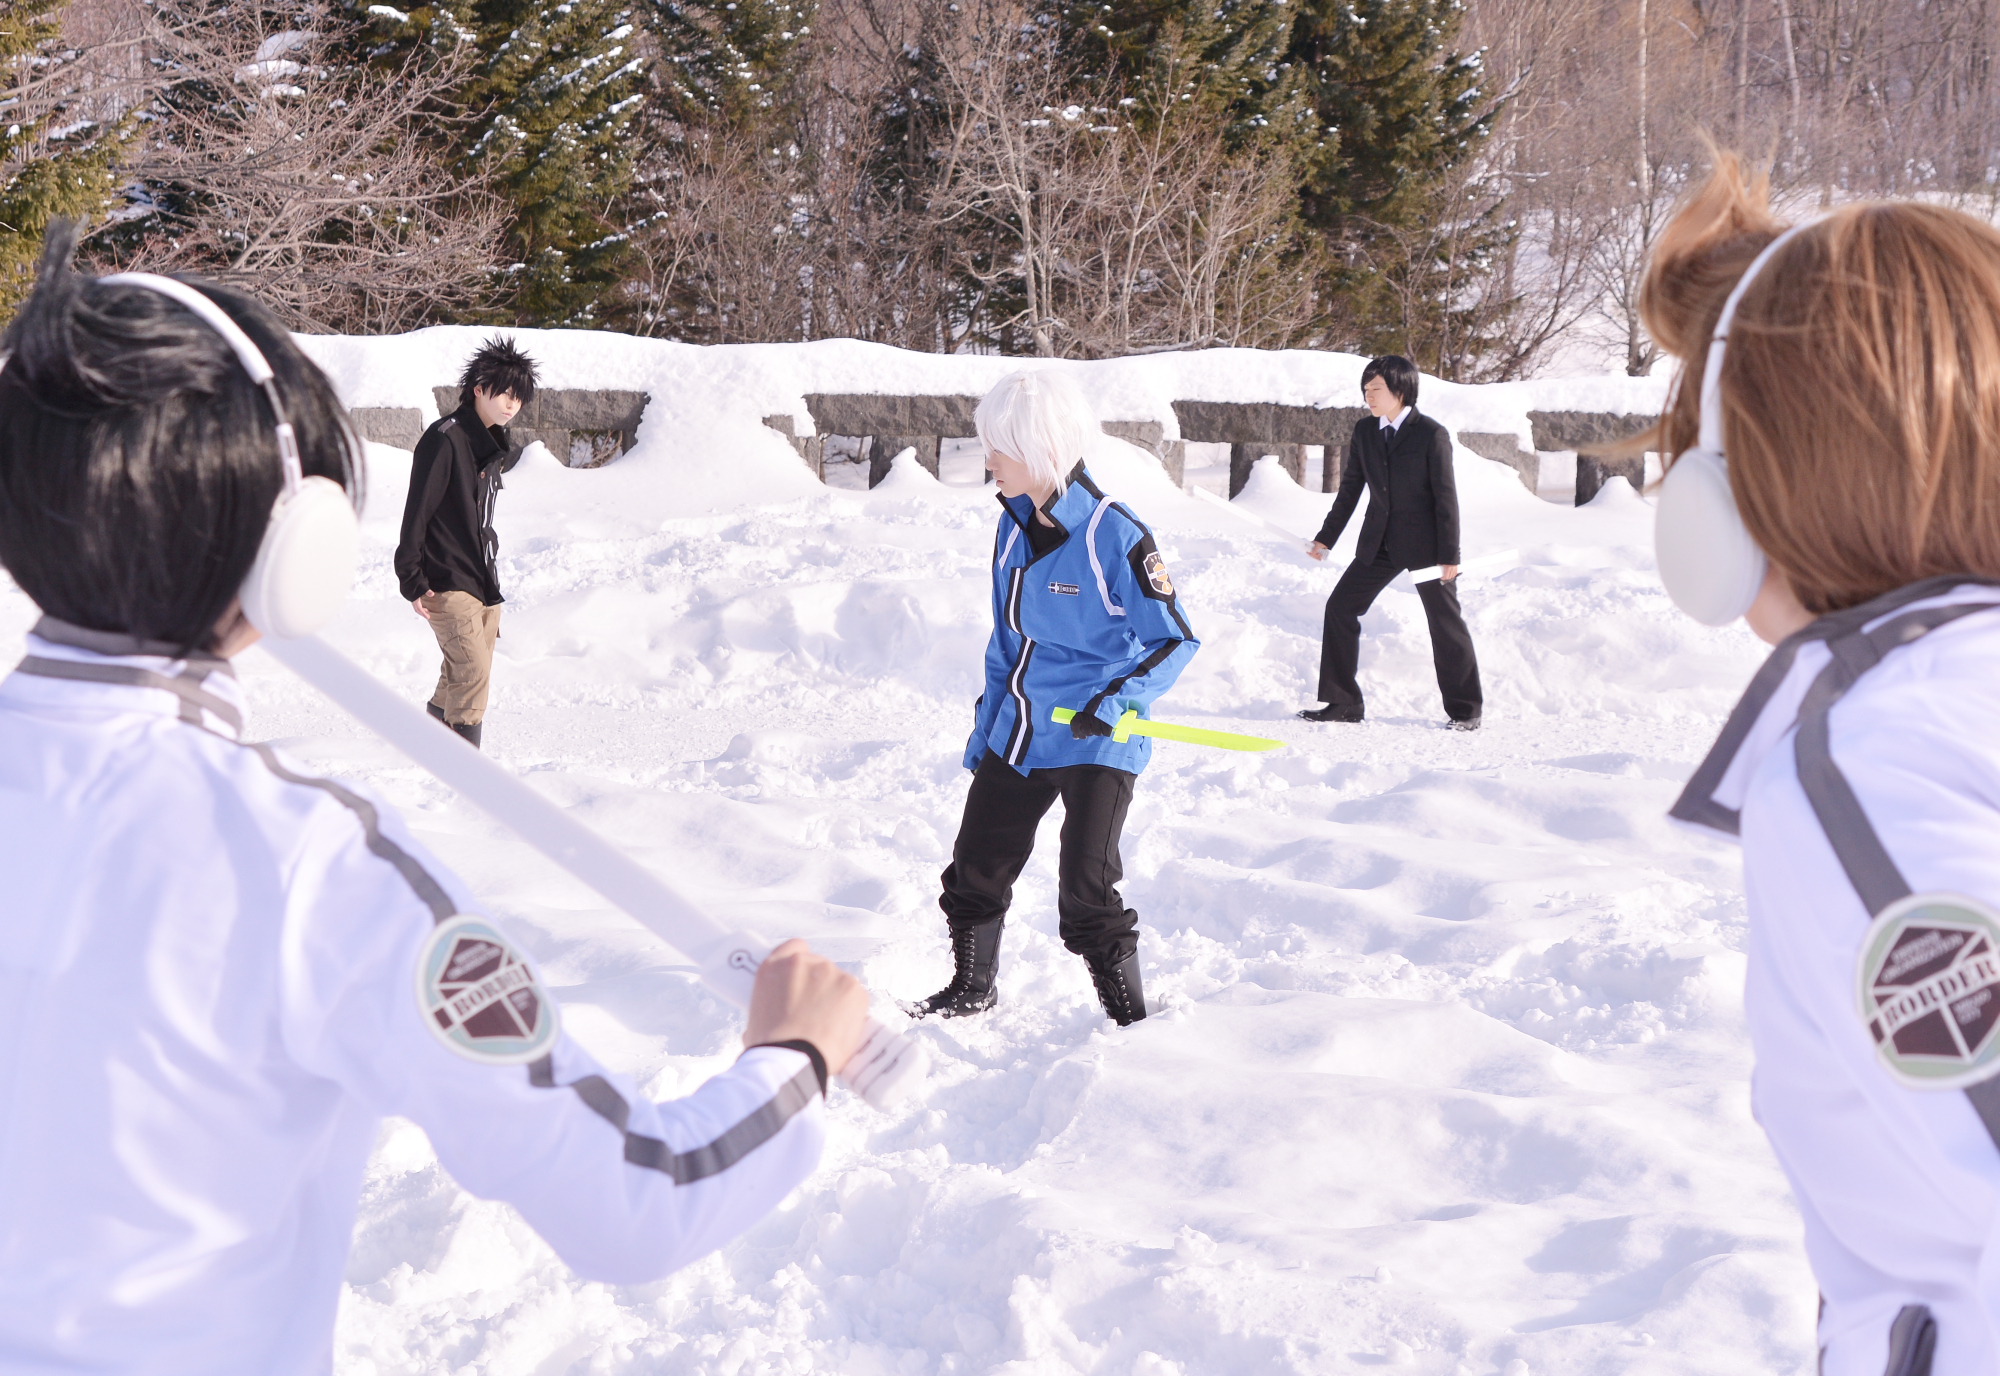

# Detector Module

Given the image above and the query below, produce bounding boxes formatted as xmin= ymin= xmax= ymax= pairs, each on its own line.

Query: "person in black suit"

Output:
xmin=1299 ymin=355 xmax=1483 ymax=729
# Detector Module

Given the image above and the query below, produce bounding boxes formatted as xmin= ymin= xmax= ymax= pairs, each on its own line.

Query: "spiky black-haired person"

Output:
xmin=456 ymin=335 xmax=539 ymax=414
xmin=394 ymin=336 xmax=541 ymax=749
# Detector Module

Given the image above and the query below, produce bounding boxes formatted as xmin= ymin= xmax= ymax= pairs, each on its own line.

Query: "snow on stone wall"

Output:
xmin=299 ymin=329 xmax=1671 ymax=508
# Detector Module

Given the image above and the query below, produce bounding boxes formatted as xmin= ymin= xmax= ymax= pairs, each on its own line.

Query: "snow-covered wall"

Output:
xmin=299 ymin=329 xmax=1671 ymax=509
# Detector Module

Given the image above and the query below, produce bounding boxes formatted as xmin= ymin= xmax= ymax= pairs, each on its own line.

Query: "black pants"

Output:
xmin=939 ymin=751 xmax=1140 ymax=963
xmin=1317 ymin=552 xmax=1483 ymax=721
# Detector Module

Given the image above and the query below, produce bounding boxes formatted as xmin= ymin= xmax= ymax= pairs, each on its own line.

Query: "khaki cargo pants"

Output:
xmin=423 ymin=591 xmax=501 ymax=725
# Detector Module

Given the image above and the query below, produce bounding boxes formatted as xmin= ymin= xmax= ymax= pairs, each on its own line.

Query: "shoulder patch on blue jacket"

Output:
xmin=1127 ymin=535 xmax=1175 ymax=602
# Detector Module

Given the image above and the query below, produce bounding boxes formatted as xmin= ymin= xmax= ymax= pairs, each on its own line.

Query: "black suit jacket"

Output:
xmin=1313 ymin=409 xmax=1461 ymax=569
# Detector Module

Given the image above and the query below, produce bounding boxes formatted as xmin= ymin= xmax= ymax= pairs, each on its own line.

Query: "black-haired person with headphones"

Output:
xmin=1650 ymin=158 xmax=2000 ymax=1374
xmin=0 ymin=224 xmax=868 ymax=1376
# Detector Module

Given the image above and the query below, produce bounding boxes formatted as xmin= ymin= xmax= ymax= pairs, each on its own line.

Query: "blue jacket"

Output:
xmin=966 ymin=466 xmax=1200 ymax=776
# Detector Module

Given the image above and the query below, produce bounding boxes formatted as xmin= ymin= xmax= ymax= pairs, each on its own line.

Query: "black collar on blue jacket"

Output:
xmin=997 ymin=462 xmax=1102 ymax=541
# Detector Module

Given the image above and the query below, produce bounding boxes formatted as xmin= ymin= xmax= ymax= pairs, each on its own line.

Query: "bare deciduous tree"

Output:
xmin=929 ymin=4 xmax=1312 ymax=356
xmin=99 ymin=0 xmax=508 ymax=333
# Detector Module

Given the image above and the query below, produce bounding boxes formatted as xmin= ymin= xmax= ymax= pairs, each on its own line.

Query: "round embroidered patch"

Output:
xmin=415 ymin=915 xmax=559 ymax=1064
xmin=1855 ymin=892 xmax=2000 ymax=1089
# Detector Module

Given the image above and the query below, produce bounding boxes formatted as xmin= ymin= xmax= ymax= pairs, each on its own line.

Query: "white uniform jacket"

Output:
xmin=0 ymin=620 xmax=825 ymax=1376
xmin=1674 ymin=580 xmax=2000 ymax=1375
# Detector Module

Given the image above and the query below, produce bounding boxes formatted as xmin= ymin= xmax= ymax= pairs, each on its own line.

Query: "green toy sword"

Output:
xmin=1050 ymin=707 xmax=1283 ymax=752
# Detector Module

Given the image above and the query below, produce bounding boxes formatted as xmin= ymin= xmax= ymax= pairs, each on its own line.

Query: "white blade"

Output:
xmin=260 ymin=634 xmax=927 ymax=1110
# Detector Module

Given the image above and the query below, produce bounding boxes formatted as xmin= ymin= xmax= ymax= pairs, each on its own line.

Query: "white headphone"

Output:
xmin=100 ymin=274 xmax=360 ymax=639
xmin=1653 ymin=222 xmax=1812 ymax=627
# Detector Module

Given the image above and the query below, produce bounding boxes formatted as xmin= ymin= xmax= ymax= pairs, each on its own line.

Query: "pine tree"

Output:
xmin=1053 ymin=0 xmax=1307 ymax=139
xmin=0 ymin=0 xmax=129 ymax=313
xmin=647 ymin=0 xmax=815 ymax=124
xmin=1286 ymin=0 xmax=1501 ymax=364
xmin=359 ymin=0 xmax=646 ymax=324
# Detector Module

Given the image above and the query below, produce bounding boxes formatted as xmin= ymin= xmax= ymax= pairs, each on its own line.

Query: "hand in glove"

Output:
xmin=1069 ymin=695 xmax=1117 ymax=740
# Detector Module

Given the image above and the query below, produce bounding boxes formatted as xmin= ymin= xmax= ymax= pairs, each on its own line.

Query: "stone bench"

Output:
xmin=1528 ymin=410 xmax=1652 ymax=504
xmin=349 ymin=384 xmax=1655 ymax=505
xmin=348 ymin=407 xmax=425 ymax=451
xmin=431 ymin=388 xmax=649 ymax=469
xmin=346 ymin=391 xmax=652 ymax=467
xmin=1170 ymin=400 xmax=1370 ymax=497
xmin=1217 ymin=408 xmax=1653 ymax=505
xmin=784 ymin=394 xmax=1183 ymax=488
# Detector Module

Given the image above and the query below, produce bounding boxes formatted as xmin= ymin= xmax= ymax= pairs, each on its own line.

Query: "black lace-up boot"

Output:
xmin=1086 ymin=950 xmax=1147 ymax=1026
xmin=451 ymin=720 xmax=482 ymax=749
xmin=906 ymin=921 xmax=1002 ymax=1019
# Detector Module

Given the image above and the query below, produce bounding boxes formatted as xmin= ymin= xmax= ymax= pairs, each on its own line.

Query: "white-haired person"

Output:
xmin=906 ymin=370 xmax=1199 ymax=1025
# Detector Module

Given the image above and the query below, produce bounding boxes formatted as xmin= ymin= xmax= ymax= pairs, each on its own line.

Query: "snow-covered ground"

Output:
xmin=0 ymin=335 xmax=1810 ymax=1374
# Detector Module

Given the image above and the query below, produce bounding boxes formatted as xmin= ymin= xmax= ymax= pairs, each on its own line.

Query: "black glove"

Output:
xmin=1070 ymin=694 xmax=1116 ymax=739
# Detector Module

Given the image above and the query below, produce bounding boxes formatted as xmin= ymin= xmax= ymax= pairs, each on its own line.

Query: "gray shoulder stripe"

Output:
xmin=569 ymin=1074 xmax=632 ymax=1132
xmin=30 ymin=615 xmax=230 ymax=665
xmin=528 ymin=1054 xmax=819 ymax=1186
xmin=13 ymin=653 xmax=457 ymax=924
xmin=246 ymin=743 xmax=457 ymax=924
xmin=1791 ymin=600 xmax=1995 ymax=916
xmin=15 ymin=656 xmax=245 ymax=735
xmin=1672 ymin=575 xmax=2000 ymax=834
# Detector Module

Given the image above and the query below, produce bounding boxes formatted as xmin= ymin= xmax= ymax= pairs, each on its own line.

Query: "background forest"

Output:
xmin=4 ymin=0 xmax=1998 ymax=376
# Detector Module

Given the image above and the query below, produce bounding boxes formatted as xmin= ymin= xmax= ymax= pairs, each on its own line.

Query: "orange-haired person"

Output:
xmin=1660 ymin=154 xmax=2000 ymax=1374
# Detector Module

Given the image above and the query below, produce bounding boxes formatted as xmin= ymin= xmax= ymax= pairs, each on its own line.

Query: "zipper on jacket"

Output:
xmin=1001 ymin=566 xmax=1036 ymax=766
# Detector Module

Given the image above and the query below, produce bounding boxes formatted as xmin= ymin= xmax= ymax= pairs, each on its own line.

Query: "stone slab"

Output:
xmin=1174 ymin=399 xmax=1365 ymax=445
xmin=1102 ymin=419 xmax=1183 ymax=486
xmin=1526 ymin=409 xmax=1652 ymax=452
xmin=806 ymin=394 xmax=982 ymax=437
xmin=762 ymin=414 xmax=825 ymax=478
xmin=1456 ymin=430 xmax=1538 ymax=492
xmin=1275 ymin=404 xmax=1368 ymax=445
xmin=868 ymin=436 xmax=941 ymax=486
xmin=1230 ymin=443 xmax=1306 ymax=498
xmin=1101 ymin=419 xmax=1163 ymax=448
xmin=432 ymin=387 xmax=650 ymax=467
xmin=1576 ymin=453 xmax=1647 ymax=505
xmin=349 ymin=407 xmax=424 ymax=450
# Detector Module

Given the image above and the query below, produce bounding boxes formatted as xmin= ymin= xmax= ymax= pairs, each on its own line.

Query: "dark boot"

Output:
xmin=1085 ymin=950 xmax=1147 ymax=1026
xmin=426 ymin=701 xmax=447 ymax=724
xmin=451 ymin=720 xmax=482 ymax=750
xmin=905 ymin=921 xmax=1002 ymax=1019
